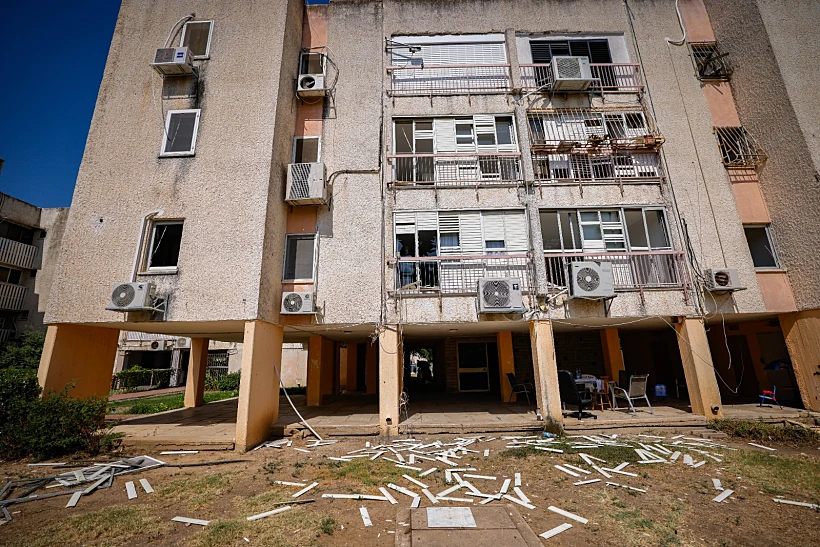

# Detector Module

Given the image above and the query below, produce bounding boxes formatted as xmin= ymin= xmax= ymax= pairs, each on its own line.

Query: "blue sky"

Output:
xmin=0 ymin=1 xmax=120 ymax=208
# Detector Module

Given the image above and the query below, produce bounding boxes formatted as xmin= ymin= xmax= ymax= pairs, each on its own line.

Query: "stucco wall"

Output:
xmin=27 ymin=208 xmax=69 ymax=329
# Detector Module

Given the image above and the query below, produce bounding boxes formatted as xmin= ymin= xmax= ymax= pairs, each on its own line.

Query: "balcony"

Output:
xmin=714 ymin=126 xmax=767 ymax=170
xmin=387 ymin=64 xmax=511 ymax=95
xmin=0 ymin=282 xmax=27 ymax=311
xmin=520 ymin=63 xmax=643 ymax=92
xmin=0 ymin=237 xmax=37 ymax=269
xmin=390 ymin=254 xmax=533 ymax=296
xmin=532 ymin=150 xmax=663 ymax=186
xmin=527 ymin=108 xmax=664 ymax=151
xmin=0 ymin=329 xmax=16 ymax=344
xmin=389 ymin=153 xmax=523 ymax=188
xmin=543 ymin=251 xmax=689 ymax=296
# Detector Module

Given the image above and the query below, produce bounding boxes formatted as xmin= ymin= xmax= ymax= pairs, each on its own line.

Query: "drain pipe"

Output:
xmin=131 ymin=210 xmax=162 ymax=282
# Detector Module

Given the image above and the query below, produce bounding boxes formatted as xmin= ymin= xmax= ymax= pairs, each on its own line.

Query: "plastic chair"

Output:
xmin=612 ymin=374 xmax=654 ymax=416
xmin=759 ymin=386 xmax=782 ymax=409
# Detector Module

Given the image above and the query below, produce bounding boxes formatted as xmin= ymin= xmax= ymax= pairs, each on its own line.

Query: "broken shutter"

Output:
xmin=474 ymin=115 xmax=498 ymax=152
xmin=394 ymin=212 xmax=416 ymax=234
xmin=433 ymin=118 xmax=457 ymax=153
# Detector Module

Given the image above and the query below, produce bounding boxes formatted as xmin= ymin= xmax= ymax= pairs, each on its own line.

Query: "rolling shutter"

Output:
xmin=434 ymin=118 xmax=457 ymax=153
xmin=459 ymin=211 xmax=484 ymax=254
xmin=503 ymin=211 xmax=529 ymax=252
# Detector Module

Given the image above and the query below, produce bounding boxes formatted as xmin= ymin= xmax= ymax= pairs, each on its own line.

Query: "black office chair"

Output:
xmin=558 ymin=370 xmax=597 ymax=420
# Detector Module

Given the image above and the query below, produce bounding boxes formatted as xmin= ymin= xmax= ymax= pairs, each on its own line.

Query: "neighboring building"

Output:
xmin=38 ymin=0 xmax=820 ymax=451
xmin=0 ymin=192 xmax=68 ymax=342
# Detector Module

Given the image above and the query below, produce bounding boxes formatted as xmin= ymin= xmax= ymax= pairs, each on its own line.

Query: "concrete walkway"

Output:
xmin=109 ymin=386 xmax=185 ymax=402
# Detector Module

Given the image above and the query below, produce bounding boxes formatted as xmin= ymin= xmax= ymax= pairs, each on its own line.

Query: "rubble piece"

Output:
xmin=692 ymin=461 xmax=706 ymax=469
xmin=28 ymin=463 xmax=67 ymax=467
xmin=484 ymin=449 xmax=490 ymax=458
xmin=422 ymin=489 xmax=438 ymax=504
xmin=396 ymin=464 xmax=423 ymax=472
xmin=773 ymin=498 xmax=820 ymax=510
xmin=165 ymin=459 xmax=246 ymax=468
xmin=503 ymin=494 xmax=535 ymax=510
xmin=452 ymin=473 xmax=464 ymax=485
xmin=369 ymin=451 xmax=385 ymax=461
xmin=573 ymin=479 xmax=601 ymax=486
xmin=408 ymin=455 xmax=415 ymax=465
xmin=273 ymin=480 xmax=308 ymax=487
xmin=533 ymin=446 xmax=564 ymax=453
xmin=514 ymin=473 xmax=522 ymax=487
xmin=83 ymin=474 xmax=111 ymax=496
xmin=500 ymin=478 xmax=511 ymax=494
xmin=445 ymin=470 xmax=453 ymax=484
xmin=612 ymin=462 xmax=630 ymax=472
xmin=359 ymin=507 xmax=373 ymax=527
xmin=712 ymin=489 xmax=734 ymax=503
xmin=292 ymin=482 xmax=318 ymax=498
xmin=247 ymin=506 xmax=291 ymax=521
xmin=478 ymin=496 xmax=496 ymax=505
xmin=403 ymin=475 xmax=429 ymax=489
xmin=436 ymin=457 xmax=458 ymax=467
xmin=293 ymin=448 xmax=311 ymax=454
xmin=463 ymin=474 xmax=496 ymax=481
xmin=138 ymin=479 xmax=154 ymax=494
xmin=712 ymin=478 xmax=724 ymax=491
xmin=606 ymin=482 xmax=647 ymax=493
xmin=670 ymin=452 xmax=681 ymax=462
xmin=387 ymin=483 xmax=418 ymax=499
xmin=564 ymin=464 xmax=591 ymax=475
xmin=437 ymin=484 xmax=463 ymax=498
xmin=410 ymin=496 xmax=421 ymax=509
xmin=125 ymin=481 xmax=137 ymax=500
xmin=671 ymin=435 xmax=685 ymax=440
xmin=172 ymin=516 xmax=210 ymax=526
xmin=548 ymin=505 xmax=588 ymax=524
xmin=605 ymin=467 xmax=638 ymax=478
xmin=652 ymin=444 xmax=673 ymax=455
xmin=554 ymin=466 xmax=580 ymax=478
xmin=326 ymin=457 xmax=350 ymax=462
xmin=748 ymin=442 xmax=776 ymax=451
xmin=638 ymin=434 xmax=665 ymax=439
xmin=419 ymin=467 xmax=437 ymax=478
xmin=540 ymin=523 xmax=572 ymax=540
xmin=65 ymin=492 xmax=82 ymax=508
xmin=683 ymin=455 xmax=694 ymax=466
xmin=437 ymin=496 xmax=474 ymax=503
xmin=160 ymin=451 xmax=198 ymax=455
xmin=513 ymin=487 xmax=531 ymax=504
xmin=378 ymin=487 xmax=398 ymax=505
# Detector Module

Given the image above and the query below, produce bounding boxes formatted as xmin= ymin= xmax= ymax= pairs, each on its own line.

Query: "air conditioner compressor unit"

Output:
xmin=704 ymin=268 xmax=744 ymax=292
xmin=551 ymin=56 xmax=594 ymax=91
xmin=570 ymin=261 xmax=616 ymax=299
xmin=175 ymin=337 xmax=191 ymax=349
xmin=297 ymin=73 xmax=327 ymax=98
xmin=477 ymin=278 xmax=525 ymax=313
xmin=107 ymin=282 xmax=155 ymax=311
xmin=150 ymin=47 xmax=194 ymax=76
xmin=286 ymin=162 xmax=328 ymax=205
xmin=281 ymin=292 xmax=314 ymax=314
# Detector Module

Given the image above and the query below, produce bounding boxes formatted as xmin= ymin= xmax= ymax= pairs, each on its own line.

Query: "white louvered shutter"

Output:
xmin=438 ymin=212 xmax=461 ymax=255
xmin=503 ymin=211 xmax=529 ymax=252
xmin=394 ymin=212 xmax=416 ymax=234
xmin=481 ymin=212 xmax=507 ymax=251
xmin=415 ymin=211 xmax=438 ymax=231
xmin=434 ymin=118 xmax=457 ymax=153
xmin=458 ymin=211 xmax=484 ymax=255
xmin=473 ymin=115 xmax=498 ymax=153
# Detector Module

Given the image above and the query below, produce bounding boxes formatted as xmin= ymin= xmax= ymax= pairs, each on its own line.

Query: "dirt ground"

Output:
xmin=1 ymin=431 xmax=818 ymax=547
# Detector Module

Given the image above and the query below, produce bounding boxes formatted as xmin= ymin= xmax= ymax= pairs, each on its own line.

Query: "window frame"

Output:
xmin=282 ymin=233 xmax=317 ymax=283
xmin=541 ymin=207 xmax=672 ymax=253
xmin=292 ymin=136 xmax=322 ymax=164
xmin=180 ymin=20 xmax=214 ymax=60
xmin=145 ymin=220 xmax=184 ymax=273
xmin=744 ymin=224 xmax=781 ymax=270
xmin=160 ymin=109 xmax=202 ymax=158
xmin=299 ymin=51 xmax=327 ymax=76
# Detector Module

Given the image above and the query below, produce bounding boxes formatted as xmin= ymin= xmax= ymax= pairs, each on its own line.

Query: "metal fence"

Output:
xmin=532 ymin=151 xmax=663 ymax=184
xmin=390 ymin=254 xmax=533 ymax=296
xmin=206 ymin=352 xmax=230 ymax=382
xmin=387 ymin=64 xmax=511 ymax=95
xmin=527 ymin=108 xmax=663 ymax=150
xmin=0 ymin=282 xmax=27 ymax=311
xmin=111 ymin=368 xmax=173 ymax=391
xmin=390 ymin=153 xmax=523 ymax=187
xmin=520 ymin=63 xmax=643 ymax=92
xmin=0 ymin=237 xmax=37 ymax=270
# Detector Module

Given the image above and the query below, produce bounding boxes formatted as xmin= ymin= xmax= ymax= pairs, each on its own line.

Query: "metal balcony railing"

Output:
xmin=527 ymin=108 xmax=664 ymax=151
xmin=532 ymin=151 xmax=663 ymax=185
xmin=0 ymin=237 xmax=37 ymax=269
xmin=543 ymin=250 xmax=689 ymax=296
xmin=0 ymin=329 xmax=16 ymax=344
xmin=387 ymin=64 xmax=511 ymax=95
xmin=0 ymin=282 xmax=27 ymax=311
xmin=390 ymin=254 xmax=533 ymax=296
xmin=520 ymin=63 xmax=643 ymax=92
xmin=389 ymin=153 xmax=523 ymax=187
xmin=714 ymin=126 xmax=767 ymax=169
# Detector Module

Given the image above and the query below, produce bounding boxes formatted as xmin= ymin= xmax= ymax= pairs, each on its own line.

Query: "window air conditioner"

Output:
xmin=570 ymin=261 xmax=616 ymax=299
xmin=151 ymin=47 xmax=194 ymax=76
xmin=704 ymin=268 xmax=744 ymax=292
xmin=297 ymin=74 xmax=327 ymax=98
xmin=477 ymin=278 xmax=525 ymax=313
xmin=107 ymin=282 xmax=155 ymax=311
xmin=281 ymin=292 xmax=314 ymax=315
xmin=286 ymin=162 xmax=328 ymax=205
xmin=551 ymin=56 xmax=593 ymax=91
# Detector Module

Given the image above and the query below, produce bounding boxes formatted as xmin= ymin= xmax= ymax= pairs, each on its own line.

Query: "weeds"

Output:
xmin=708 ymin=419 xmax=820 ymax=446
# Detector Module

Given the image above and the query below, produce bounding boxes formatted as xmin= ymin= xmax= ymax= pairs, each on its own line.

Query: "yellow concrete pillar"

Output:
xmin=38 ymin=324 xmax=119 ymax=398
xmin=529 ymin=320 xmax=563 ymax=428
xmin=235 ymin=321 xmax=283 ymax=452
xmin=322 ymin=338 xmax=335 ymax=398
xmin=345 ymin=343 xmax=358 ymax=391
xmin=184 ymin=338 xmax=209 ymax=408
xmin=497 ymin=331 xmax=516 ymax=403
xmin=379 ymin=326 xmax=401 ymax=436
xmin=601 ymin=328 xmax=625 ymax=383
xmin=675 ymin=317 xmax=723 ymax=418
xmin=366 ymin=341 xmax=378 ymax=395
xmin=780 ymin=310 xmax=820 ymax=411
xmin=307 ymin=335 xmax=323 ymax=406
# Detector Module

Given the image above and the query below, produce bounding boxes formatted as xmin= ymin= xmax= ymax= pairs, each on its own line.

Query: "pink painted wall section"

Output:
xmin=295 ymin=103 xmax=324 ymax=137
xmin=703 ymin=83 xmax=741 ymax=126
xmin=286 ymin=208 xmax=318 ymax=233
xmin=302 ymin=6 xmax=328 ymax=49
xmin=678 ymin=0 xmax=716 ymax=42
xmin=757 ymin=271 xmax=797 ymax=313
xmin=731 ymin=181 xmax=771 ymax=224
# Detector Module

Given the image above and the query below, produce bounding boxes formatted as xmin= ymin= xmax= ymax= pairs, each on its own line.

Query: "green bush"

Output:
xmin=205 ymin=372 xmax=221 ymax=391
xmin=113 ymin=366 xmax=172 ymax=390
xmin=217 ymin=372 xmax=241 ymax=391
xmin=0 ymin=329 xmax=46 ymax=369
xmin=0 ymin=368 xmax=118 ymax=460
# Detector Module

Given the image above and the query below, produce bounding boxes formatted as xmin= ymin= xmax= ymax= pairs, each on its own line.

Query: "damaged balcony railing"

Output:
xmin=0 ymin=237 xmax=37 ymax=270
xmin=387 ymin=64 xmax=511 ymax=95
xmin=527 ymin=108 xmax=664 ymax=150
xmin=0 ymin=282 xmax=26 ymax=311
xmin=543 ymin=250 xmax=688 ymax=295
xmin=520 ymin=63 xmax=643 ymax=92
xmin=389 ymin=152 xmax=523 ymax=187
xmin=532 ymin=150 xmax=663 ymax=184
xmin=714 ymin=126 xmax=767 ymax=169
xmin=390 ymin=254 xmax=533 ymax=296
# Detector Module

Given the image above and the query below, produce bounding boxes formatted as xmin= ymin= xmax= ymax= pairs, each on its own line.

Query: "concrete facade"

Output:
xmin=38 ymin=0 xmax=820 ymax=448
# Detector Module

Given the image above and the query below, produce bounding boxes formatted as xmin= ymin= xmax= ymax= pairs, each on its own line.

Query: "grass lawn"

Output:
xmin=107 ymin=390 xmax=239 ymax=415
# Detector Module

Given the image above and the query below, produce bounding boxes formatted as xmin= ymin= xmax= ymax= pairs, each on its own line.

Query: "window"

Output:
xmin=161 ymin=109 xmax=201 ymax=157
xmin=180 ymin=21 xmax=213 ymax=59
xmin=0 ymin=267 xmax=22 ymax=285
xmin=293 ymin=137 xmax=320 ymax=163
xmin=744 ymin=226 xmax=779 ymax=268
xmin=299 ymin=52 xmax=326 ymax=75
xmin=541 ymin=208 xmax=670 ymax=252
xmin=624 ymin=209 xmax=670 ymax=250
xmin=714 ymin=126 xmax=765 ymax=168
xmin=691 ymin=42 xmax=731 ymax=80
xmin=283 ymin=234 xmax=316 ymax=281
xmin=0 ymin=221 xmax=35 ymax=245
xmin=147 ymin=221 xmax=183 ymax=271
xmin=529 ymin=39 xmax=612 ymax=64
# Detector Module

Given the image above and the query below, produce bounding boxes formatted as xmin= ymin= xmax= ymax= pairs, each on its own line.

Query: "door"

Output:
xmin=457 ymin=342 xmax=492 ymax=392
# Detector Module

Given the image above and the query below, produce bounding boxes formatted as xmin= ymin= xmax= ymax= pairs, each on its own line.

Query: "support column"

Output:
xmin=601 ymin=328 xmax=625 ymax=383
xmin=675 ymin=317 xmax=723 ymax=418
xmin=235 ymin=320 xmax=283 ymax=452
xmin=780 ymin=311 xmax=820 ymax=411
xmin=366 ymin=341 xmax=378 ymax=394
xmin=504 ymin=28 xmax=522 ymax=92
xmin=379 ymin=326 xmax=402 ymax=436
xmin=529 ymin=320 xmax=563 ymax=429
xmin=322 ymin=338 xmax=335 ymax=398
xmin=38 ymin=324 xmax=120 ymax=398
xmin=345 ymin=343 xmax=358 ymax=392
xmin=307 ymin=335 xmax=324 ymax=406
xmin=497 ymin=331 xmax=516 ymax=403
xmin=184 ymin=338 xmax=209 ymax=408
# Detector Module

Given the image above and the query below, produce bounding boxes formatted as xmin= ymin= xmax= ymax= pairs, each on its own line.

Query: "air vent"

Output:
xmin=286 ymin=163 xmax=327 ymax=205
xmin=550 ymin=56 xmax=593 ymax=91
xmin=704 ymin=268 xmax=744 ymax=292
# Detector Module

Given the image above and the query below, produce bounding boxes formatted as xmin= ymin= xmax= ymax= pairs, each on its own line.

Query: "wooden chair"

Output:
xmin=593 ymin=383 xmax=613 ymax=411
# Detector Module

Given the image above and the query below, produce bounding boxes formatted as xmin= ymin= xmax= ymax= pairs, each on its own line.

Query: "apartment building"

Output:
xmin=38 ymin=0 xmax=820 ymax=451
